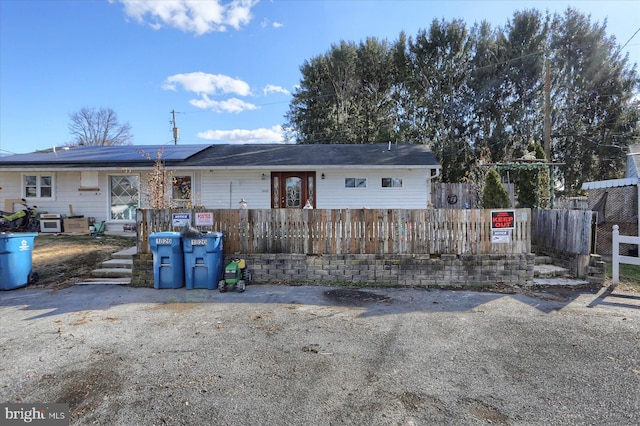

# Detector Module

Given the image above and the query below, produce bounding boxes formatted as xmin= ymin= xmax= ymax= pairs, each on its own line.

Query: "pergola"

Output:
xmin=485 ymin=160 xmax=565 ymax=208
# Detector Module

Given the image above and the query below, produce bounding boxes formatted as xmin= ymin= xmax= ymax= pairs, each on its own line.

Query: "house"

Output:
xmin=0 ymin=143 xmax=441 ymax=232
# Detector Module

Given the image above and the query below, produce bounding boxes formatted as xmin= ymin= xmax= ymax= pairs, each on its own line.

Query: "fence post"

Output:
xmin=612 ymin=225 xmax=620 ymax=284
xmin=136 ymin=209 xmax=149 ymax=254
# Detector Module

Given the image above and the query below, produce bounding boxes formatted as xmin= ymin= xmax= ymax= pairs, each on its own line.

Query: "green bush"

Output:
xmin=483 ymin=168 xmax=511 ymax=208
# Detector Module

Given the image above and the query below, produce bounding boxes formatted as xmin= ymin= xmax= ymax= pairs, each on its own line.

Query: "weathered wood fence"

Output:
xmin=430 ymin=182 xmax=515 ymax=209
xmin=531 ymin=209 xmax=596 ymax=255
xmin=531 ymin=209 xmax=597 ymax=278
xmin=136 ymin=208 xmax=531 ymax=256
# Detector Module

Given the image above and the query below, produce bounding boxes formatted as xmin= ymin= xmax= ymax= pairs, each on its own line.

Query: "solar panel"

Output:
xmin=0 ymin=144 xmax=211 ymax=164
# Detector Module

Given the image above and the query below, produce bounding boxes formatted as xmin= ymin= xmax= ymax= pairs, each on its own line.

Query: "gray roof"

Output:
xmin=581 ymin=177 xmax=639 ymax=190
xmin=0 ymin=143 xmax=440 ymax=168
xmin=627 ymin=145 xmax=640 ymax=179
xmin=182 ymin=143 xmax=440 ymax=167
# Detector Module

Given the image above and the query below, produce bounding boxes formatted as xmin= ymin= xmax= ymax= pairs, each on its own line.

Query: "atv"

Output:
xmin=219 ymin=258 xmax=252 ymax=293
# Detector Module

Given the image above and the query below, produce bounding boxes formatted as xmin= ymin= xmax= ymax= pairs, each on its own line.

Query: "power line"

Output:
xmin=620 ymin=26 xmax=640 ymax=51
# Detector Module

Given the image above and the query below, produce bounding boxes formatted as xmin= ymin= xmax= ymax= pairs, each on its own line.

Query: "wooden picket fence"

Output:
xmin=136 ymin=208 xmax=531 ymax=255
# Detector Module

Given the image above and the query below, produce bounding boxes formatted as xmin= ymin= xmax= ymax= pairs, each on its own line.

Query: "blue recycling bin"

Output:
xmin=149 ymin=232 xmax=184 ymax=289
xmin=0 ymin=233 xmax=38 ymax=291
xmin=183 ymin=232 xmax=225 ymax=290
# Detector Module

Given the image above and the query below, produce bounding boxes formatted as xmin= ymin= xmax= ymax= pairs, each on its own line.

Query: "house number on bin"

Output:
xmin=191 ymin=239 xmax=207 ymax=245
xmin=155 ymin=238 xmax=173 ymax=245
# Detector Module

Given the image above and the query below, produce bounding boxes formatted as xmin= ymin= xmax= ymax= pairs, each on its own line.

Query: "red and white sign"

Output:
xmin=491 ymin=210 xmax=515 ymax=229
xmin=195 ymin=212 xmax=214 ymax=226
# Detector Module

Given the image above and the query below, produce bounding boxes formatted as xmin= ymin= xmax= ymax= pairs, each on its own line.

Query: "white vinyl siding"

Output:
xmin=0 ymin=166 xmax=435 ymax=223
xmin=201 ymin=170 xmax=271 ymax=209
xmin=315 ymin=169 xmax=429 ymax=209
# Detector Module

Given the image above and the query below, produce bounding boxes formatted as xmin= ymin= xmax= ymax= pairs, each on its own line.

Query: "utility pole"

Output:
xmin=171 ymin=110 xmax=179 ymax=145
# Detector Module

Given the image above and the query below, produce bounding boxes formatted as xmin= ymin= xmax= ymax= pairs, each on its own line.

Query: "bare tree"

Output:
xmin=68 ymin=107 xmax=133 ymax=146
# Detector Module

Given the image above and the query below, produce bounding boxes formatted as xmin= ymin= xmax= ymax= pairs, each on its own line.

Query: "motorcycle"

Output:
xmin=0 ymin=199 xmax=40 ymax=232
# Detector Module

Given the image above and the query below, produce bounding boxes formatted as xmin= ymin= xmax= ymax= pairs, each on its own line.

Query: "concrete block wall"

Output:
xmin=233 ymin=253 xmax=535 ymax=289
xmin=131 ymin=252 xmax=536 ymax=289
xmin=131 ymin=253 xmax=154 ymax=287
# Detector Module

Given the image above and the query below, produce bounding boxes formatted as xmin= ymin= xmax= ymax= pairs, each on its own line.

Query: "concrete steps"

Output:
xmin=532 ymin=256 xmax=592 ymax=289
xmin=76 ymin=246 xmax=136 ymax=285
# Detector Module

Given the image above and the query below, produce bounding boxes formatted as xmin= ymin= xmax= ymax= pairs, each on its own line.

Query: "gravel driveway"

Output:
xmin=1 ymin=284 xmax=639 ymax=425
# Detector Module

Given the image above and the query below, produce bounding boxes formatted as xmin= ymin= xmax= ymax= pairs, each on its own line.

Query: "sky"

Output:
xmin=1 ymin=0 xmax=639 ymax=155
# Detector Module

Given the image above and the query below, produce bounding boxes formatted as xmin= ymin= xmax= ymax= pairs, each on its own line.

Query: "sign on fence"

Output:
xmin=172 ymin=213 xmax=191 ymax=227
xmin=195 ymin=212 xmax=213 ymax=226
xmin=492 ymin=230 xmax=510 ymax=243
xmin=491 ymin=210 xmax=515 ymax=229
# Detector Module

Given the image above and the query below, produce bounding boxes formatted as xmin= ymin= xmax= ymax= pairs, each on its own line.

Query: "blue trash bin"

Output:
xmin=183 ymin=232 xmax=225 ymax=290
xmin=149 ymin=232 xmax=184 ymax=289
xmin=0 ymin=233 xmax=38 ymax=291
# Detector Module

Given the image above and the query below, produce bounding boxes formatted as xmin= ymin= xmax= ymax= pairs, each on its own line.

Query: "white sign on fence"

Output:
xmin=195 ymin=212 xmax=213 ymax=226
xmin=172 ymin=213 xmax=191 ymax=227
xmin=492 ymin=230 xmax=510 ymax=243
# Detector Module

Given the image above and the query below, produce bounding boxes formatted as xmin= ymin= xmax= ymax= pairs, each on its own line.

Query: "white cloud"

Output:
xmin=260 ymin=18 xmax=283 ymax=29
xmin=114 ymin=0 xmax=258 ymax=35
xmin=190 ymin=95 xmax=258 ymax=113
xmin=163 ymin=72 xmax=251 ymax=96
xmin=225 ymin=0 xmax=256 ymax=30
xmin=198 ymin=125 xmax=285 ymax=143
xmin=263 ymin=84 xmax=290 ymax=95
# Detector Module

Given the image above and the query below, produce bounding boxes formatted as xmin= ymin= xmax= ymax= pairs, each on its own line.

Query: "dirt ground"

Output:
xmin=31 ymin=234 xmax=136 ymax=288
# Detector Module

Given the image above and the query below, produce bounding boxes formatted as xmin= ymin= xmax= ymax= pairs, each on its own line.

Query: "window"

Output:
xmin=172 ymin=175 xmax=192 ymax=207
xmin=23 ymin=174 xmax=53 ymax=198
xmin=382 ymin=178 xmax=403 ymax=188
xmin=345 ymin=178 xmax=367 ymax=188
xmin=110 ymin=175 xmax=139 ymax=220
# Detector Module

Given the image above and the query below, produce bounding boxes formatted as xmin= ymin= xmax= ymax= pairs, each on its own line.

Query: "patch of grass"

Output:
xmin=605 ymin=261 xmax=640 ymax=292
xmin=31 ymin=234 xmax=136 ymax=288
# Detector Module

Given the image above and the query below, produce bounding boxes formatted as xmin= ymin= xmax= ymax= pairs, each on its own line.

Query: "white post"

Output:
xmin=637 ymin=183 xmax=640 ymax=236
xmin=612 ymin=225 xmax=620 ymax=284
